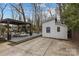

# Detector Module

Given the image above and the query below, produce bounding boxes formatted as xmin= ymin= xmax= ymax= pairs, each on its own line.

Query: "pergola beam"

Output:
xmin=0 ymin=18 xmax=32 ymax=40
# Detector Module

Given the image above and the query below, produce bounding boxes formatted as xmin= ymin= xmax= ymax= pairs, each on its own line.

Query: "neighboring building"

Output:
xmin=42 ymin=7 xmax=68 ymax=39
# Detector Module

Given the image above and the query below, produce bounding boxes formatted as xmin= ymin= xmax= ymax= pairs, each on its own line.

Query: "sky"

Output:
xmin=2 ymin=3 xmax=57 ymax=19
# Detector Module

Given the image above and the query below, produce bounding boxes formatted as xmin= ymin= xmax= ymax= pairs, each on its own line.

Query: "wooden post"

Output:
xmin=29 ymin=24 xmax=32 ymax=36
xmin=17 ymin=25 xmax=19 ymax=32
xmin=7 ymin=22 xmax=11 ymax=40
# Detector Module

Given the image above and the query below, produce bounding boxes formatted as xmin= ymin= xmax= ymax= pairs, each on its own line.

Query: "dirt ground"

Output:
xmin=0 ymin=37 xmax=79 ymax=56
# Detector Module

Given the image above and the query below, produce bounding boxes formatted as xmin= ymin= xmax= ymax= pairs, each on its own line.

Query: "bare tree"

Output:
xmin=10 ymin=3 xmax=26 ymax=22
xmin=32 ymin=3 xmax=43 ymax=33
xmin=57 ymin=3 xmax=63 ymax=22
xmin=10 ymin=3 xmax=28 ymax=33
xmin=10 ymin=6 xmax=19 ymax=20
xmin=10 ymin=5 xmax=14 ymax=19
xmin=0 ymin=4 xmax=7 ymax=20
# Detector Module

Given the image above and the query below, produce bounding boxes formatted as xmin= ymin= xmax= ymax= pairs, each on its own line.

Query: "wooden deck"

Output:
xmin=10 ymin=33 xmax=42 ymax=43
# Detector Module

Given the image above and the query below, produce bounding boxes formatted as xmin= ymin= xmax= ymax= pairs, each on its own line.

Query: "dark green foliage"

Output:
xmin=61 ymin=3 xmax=79 ymax=31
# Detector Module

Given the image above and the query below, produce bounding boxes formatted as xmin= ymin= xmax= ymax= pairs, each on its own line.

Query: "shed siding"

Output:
xmin=42 ymin=20 xmax=68 ymax=39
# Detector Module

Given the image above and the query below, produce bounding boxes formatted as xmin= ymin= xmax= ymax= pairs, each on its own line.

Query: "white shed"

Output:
xmin=42 ymin=7 xmax=68 ymax=39
xmin=42 ymin=19 xmax=68 ymax=39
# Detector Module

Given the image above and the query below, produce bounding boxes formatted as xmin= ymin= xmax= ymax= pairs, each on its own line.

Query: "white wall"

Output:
xmin=42 ymin=20 xmax=68 ymax=39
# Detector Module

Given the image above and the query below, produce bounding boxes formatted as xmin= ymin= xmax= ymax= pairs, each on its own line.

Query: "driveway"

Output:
xmin=0 ymin=37 xmax=79 ymax=56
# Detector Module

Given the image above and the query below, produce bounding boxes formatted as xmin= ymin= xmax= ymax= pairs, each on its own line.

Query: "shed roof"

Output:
xmin=42 ymin=17 xmax=67 ymax=27
xmin=0 ymin=18 xmax=31 ymax=25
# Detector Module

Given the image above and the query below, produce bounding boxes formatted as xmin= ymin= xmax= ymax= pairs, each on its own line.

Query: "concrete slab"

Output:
xmin=44 ymin=39 xmax=79 ymax=56
xmin=0 ymin=47 xmax=25 ymax=56
xmin=0 ymin=37 xmax=79 ymax=56
xmin=24 ymin=38 xmax=52 ymax=56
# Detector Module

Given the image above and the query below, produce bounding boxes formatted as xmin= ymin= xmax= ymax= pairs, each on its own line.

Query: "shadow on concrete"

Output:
xmin=0 ymin=40 xmax=7 ymax=44
xmin=69 ymin=39 xmax=79 ymax=47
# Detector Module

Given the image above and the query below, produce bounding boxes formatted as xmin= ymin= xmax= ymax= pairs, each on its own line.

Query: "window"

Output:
xmin=46 ymin=27 xmax=50 ymax=33
xmin=57 ymin=27 xmax=60 ymax=32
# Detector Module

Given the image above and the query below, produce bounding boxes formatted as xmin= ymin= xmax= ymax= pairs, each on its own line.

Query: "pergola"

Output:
xmin=0 ymin=18 xmax=32 ymax=40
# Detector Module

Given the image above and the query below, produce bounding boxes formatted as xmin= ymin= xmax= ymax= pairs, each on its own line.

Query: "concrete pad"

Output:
xmin=0 ymin=42 xmax=12 ymax=53
xmin=15 ymin=37 xmax=44 ymax=51
xmin=24 ymin=39 xmax=52 ymax=56
xmin=0 ymin=47 xmax=26 ymax=56
xmin=0 ymin=37 xmax=79 ymax=56
xmin=44 ymin=39 xmax=79 ymax=56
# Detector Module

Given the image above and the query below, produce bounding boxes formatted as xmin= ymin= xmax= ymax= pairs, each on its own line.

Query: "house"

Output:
xmin=42 ymin=8 xmax=68 ymax=39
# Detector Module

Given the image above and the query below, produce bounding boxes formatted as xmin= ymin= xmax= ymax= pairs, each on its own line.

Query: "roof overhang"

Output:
xmin=0 ymin=18 xmax=31 ymax=25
